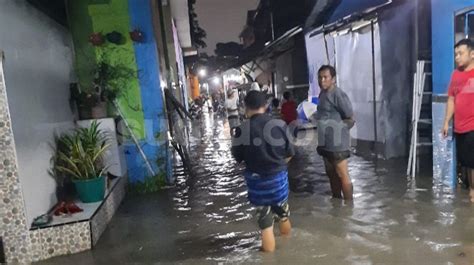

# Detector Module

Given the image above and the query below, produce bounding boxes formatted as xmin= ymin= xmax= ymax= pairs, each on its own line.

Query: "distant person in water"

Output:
xmin=225 ymin=89 xmax=240 ymax=136
xmin=280 ymin=91 xmax=297 ymax=125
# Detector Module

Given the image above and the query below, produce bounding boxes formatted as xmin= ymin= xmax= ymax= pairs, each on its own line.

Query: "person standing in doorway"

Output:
xmin=442 ymin=39 xmax=474 ymax=203
xmin=280 ymin=91 xmax=297 ymax=125
xmin=271 ymin=98 xmax=281 ymax=119
xmin=316 ymin=65 xmax=355 ymax=201
xmin=225 ymin=89 xmax=240 ymax=136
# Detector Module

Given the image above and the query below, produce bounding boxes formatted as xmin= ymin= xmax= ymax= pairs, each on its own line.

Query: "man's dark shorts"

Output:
xmin=456 ymin=131 xmax=474 ymax=168
xmin=317 ymin=147 xmax=351 ymax=163
xmin=256 ymin=201 xmax=290 ymax=230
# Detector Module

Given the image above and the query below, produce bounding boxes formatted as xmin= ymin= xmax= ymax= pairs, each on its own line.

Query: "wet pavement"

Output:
xmin=40 ymin=112 xmax=474 ymax=265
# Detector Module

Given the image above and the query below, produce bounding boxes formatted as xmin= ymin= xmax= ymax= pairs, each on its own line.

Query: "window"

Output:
xmin=455 ymin=8 xmax=474 ymax=44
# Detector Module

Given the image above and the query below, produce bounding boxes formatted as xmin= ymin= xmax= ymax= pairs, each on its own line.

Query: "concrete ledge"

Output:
xmin=29 ymin=177 xmax=127 ymax=262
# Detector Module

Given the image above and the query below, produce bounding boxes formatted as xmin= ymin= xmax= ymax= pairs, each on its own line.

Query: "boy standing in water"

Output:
xmin=231 ymin=91 xmax=294 ymax=252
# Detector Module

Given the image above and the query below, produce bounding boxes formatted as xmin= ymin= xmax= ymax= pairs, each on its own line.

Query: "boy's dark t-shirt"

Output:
xmin=231 ymin=113 xmax=295 ymax=175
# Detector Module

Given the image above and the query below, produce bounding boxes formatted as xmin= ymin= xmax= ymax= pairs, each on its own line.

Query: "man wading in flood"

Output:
xmin=316 ymin=65 xmax=355 ymax=201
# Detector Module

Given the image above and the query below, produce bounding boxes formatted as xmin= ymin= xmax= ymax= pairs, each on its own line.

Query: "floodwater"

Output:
xmin=40 ymin=112 xmax=474 ymax=265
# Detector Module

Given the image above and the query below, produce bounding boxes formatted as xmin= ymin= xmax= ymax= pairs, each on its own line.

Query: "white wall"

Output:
xmin=0 ymin=0 xmax=75 ymax=226
xmin=334 ymin=24 xmax=385 ymax=143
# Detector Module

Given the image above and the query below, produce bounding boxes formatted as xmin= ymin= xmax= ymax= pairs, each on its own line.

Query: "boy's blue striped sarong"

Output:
xmin=243 ymin=170 xmax=289 ymax=206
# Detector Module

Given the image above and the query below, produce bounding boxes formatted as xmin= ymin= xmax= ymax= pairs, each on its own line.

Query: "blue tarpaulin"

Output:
xmin=327 ymin=0 xmax=391 ymax=24
xmin=305 ymin=0 xmax=392 ymax=32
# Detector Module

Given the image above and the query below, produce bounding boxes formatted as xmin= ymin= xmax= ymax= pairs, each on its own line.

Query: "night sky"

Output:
xmin=195 ymin=0 xmax=259 ymax=55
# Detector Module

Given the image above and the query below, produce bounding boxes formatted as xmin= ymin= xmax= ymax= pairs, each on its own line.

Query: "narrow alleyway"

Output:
xmin=40 ymin=112 xmax=474 ymax=265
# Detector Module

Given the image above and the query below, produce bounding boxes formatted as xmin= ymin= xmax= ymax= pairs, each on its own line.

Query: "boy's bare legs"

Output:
xmin=324 ymin=158 xmax=342 ymax=198
xmin=261 ymin=226 xmax=276 ymax=252
xmin=279 ymin=219 xmax=292 ymax=236
xmin=334 ymin=159 xmax=353 ymax=201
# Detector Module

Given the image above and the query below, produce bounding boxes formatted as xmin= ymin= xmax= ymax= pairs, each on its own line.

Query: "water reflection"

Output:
xmin=170 ymin=112 xmax=474 ymax=264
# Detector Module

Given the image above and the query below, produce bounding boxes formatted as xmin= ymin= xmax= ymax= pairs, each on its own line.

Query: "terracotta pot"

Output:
xmin=78 ymin=106 xmax=92 ymax=120
xmin=91 ymin=102 xmax=107 ymax=119
xmin=130 ymin=29 xmax=144 ymax=42
xmin=89 ymin=33 xmax=104 ymax=46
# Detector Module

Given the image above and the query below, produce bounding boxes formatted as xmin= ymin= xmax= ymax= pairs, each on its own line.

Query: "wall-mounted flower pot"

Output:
xmin=130 ymin=29 xmax=144 ymax=43
xmin=106 ymin=31 xmax=125 ymax=45
xmin=73 ymin=176 xmax=106 ymax=203
xmin=89 ymin=33 xmax=105 ymax=46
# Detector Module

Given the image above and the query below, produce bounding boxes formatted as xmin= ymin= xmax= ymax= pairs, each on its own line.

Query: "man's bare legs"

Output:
xmin=324 ymin=158 xmax=343 ymax=198
xmin=334 ymin=159 xmax=353 ymax=201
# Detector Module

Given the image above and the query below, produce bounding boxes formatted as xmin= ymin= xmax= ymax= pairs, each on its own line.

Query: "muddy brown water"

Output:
xmin=40 ymin=113 xmax=474 ymax=265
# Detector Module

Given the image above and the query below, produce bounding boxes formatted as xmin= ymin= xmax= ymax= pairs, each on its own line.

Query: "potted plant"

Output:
xmin=54 ymin=121 xmax=110 ymax=203
xmin=73 ymin=51 xmax=136 ymax=119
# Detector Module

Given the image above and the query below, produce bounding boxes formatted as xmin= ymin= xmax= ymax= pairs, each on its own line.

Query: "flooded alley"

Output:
xmin=39 ymin=113 xmax=474 ymax=265
xmin=3 ymin=1 xmax=474 ymax=264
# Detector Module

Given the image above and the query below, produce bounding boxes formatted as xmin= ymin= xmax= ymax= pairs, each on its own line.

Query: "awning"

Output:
xmin=306 ymin=0 xmax=392 ymax=33
xmin=230 ymin=26 xmax=303 ymax=73
xmin=327 ymin=0 xmax=391 ymax=25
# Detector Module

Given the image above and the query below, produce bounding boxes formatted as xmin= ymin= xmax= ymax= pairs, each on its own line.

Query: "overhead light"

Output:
xmin=226 ymin=74 xmax=242 ymax=82
xmin=198 ymin=68 xmax=207 ymax=77
xmin=212 ymin=77 xmax=220 ymax=85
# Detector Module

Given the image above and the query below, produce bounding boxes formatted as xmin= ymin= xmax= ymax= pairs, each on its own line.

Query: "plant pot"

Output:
xmin=130 ymin=29 xmax=144 ymax=42
xmin=78 ymin=107 xmax=92 ymax=120
xmin=91 ymin=102 xmax=107 ymax=119
xmin=89 ymin=32 xmax=105 ymax=46
xmin=72 ymin=176 xmax=106 ymax=203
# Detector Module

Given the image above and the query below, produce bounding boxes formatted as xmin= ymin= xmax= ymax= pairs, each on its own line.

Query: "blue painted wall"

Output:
xmin=126 ymin=0 xmax=170 ymax=183
xmin=432 ymin=0 xmax=474 ymax=95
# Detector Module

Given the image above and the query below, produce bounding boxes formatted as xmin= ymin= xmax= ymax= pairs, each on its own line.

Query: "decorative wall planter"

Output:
xmin=106 ymin=31 xmax=124 ymax=45
xmin=130 ymin=29 xmax=145 ymax=43
xmin=89 ymin=33 xmax=104 ymax=46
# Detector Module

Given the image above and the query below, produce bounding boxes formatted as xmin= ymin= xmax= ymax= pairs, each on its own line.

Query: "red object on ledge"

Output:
xmin=53 ymin=201 xmax=84 ymax=216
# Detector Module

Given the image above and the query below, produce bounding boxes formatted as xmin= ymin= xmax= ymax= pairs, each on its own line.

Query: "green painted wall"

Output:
xmin=67 ymin=0 xmax=145 ymax=138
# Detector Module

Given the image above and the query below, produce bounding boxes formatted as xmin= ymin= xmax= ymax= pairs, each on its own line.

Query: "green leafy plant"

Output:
xmin=129 ymin=174 xmax=167 ymax=194
xmin=49 ymin=133 xmax=75 ymax=185
xmin=73 ymin=48 xmax=137 ymax=109
xmin=53 ymin=121 xmax=110 ymax=181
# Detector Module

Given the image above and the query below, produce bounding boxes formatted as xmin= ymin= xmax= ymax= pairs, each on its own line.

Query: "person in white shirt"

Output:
xmin=251 ymin=82 xmax=261 ymax=91
xmin=225 ymin=89 xmax=240 ymax=136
